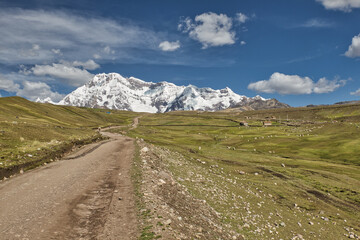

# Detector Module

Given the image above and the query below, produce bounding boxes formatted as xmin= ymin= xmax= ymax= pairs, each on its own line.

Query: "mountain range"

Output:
xmin=38 ymin=73 xmax=290 ymax=113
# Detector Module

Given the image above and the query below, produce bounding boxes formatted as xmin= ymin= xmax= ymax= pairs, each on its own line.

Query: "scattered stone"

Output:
xmin=118 ymin=197 xmax=123 ymax=200
xmin=164 ymin=219 xmax=172 ymax=225
xmin=243 ymin=223 xmax=250 ymax=228
xmin=20 ymin=169 xmax=24 ymax=174
xmin=321 ymin=217 xmax=329 ymax=221
xmin=309 ymin=221 xmax=314 ymax=225
xmin=141 ymin=147 xmax=149 ymax=153
xmin=158 ymin=179 xmax=166 ymax=186
xmin=238 ymin=171 xmax=245 ymax=175
xmin=254 ymin=172 xmax=259 ymax=176
xmin=281 ymin=163 xmax=286 ymax=168
xmin=280 ymin=222 xmax=286 ymax=227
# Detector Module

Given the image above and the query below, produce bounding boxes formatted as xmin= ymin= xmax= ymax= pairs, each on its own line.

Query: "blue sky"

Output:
xmin=0 ymin=0 xmax=359 ymax=106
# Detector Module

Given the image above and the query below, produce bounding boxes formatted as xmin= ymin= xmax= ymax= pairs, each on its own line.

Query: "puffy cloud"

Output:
xmin=240 ymin=41 xmax=247 ymax=45
xmin=159 ymin=41 xmax=181 ymax=51
xmin=236 ymin=13 xmax=249 ymax=23
xmin=316 ymin=0 xmax=360 ymax=12
xmin=345 ymin=34 xmax=360 ymax=58
xmin=0 ymin=75 xmax=63 ymax=101
xmin=248 ymin=72 xmax=346 ymax=95
xmin=31 ymin=63 xmax=94 ymax=86
xmin=350 ymin=88 xmax=360 ymax=96
xmin=0 ymin=9 xmax=160 ymax=65
xmin=16 ymin=81 xmax=64 ymax=102
xmin=71 ymin=59 xmax=100 ymax=70
xmin=313 ymin=77 xmax=346 ymax=93
xmin=178 ymin=12 xmax=236 ymax=49
xmin=0 ymin=75 xmax=20 ymax=92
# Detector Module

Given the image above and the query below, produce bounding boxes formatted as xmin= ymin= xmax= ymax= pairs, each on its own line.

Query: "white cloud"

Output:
xmin=350 ymin=88 xmax=360 ymax=96
xmin=316 ymin=0 xmax=360 ymax=11
xmin=178 ymin=12 xmax=236 ymax=49
xmin=236 ymin=13 xmax=249 ymax=23
xmin=248 ymin=72 xmax=346 ymax=95
xmin=16 ymin=81 xmax=64 ymax=102
xmin=0 ymin=75 xmax=63 ymax=101
xmin=0 ymin=9 xmax=160 ymax=65
xmin=71 ymin=59 xmax=100 ymax=70
xmin=345 ymin=34 xmax=360 ymax=58
xmin=240 ymin=41 xmax=247 ymax=45
xmin=159 ymin=41 xmax=181 ymax=51
xmin=300 ymin=18 xmax=333 ymax=28
xmin=313 ymin=77 xmax=346 ymax=93
xmin=0 ymin=75 xmax=20 ymax=92
xmin=31 ymin=63 xmax=94 ymax=86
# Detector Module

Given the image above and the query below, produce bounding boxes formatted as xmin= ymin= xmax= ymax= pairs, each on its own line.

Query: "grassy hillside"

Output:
xmin=0 ymin=97 xmax=138 ymax=175
xmin=125 ymin=104 xmax=360 ymax=239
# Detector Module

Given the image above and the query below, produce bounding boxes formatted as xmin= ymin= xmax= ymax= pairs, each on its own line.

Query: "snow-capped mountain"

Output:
xmin=35 ymin=97 xmax=57 ymax=104
xmin=58 ymin=73 xmax=288 ymax=113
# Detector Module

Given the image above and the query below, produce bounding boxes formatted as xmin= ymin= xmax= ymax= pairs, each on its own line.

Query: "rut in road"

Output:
xmin=0 ymin=131 xmax=138 ymax=240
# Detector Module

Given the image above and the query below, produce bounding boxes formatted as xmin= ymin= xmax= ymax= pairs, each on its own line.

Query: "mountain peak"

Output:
xmin=58 ymin=73 xmax=289 ymax=113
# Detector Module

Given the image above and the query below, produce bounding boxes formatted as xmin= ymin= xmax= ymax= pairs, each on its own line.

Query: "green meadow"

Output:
xmin=126 ymin=104 xmax=360 ymax=239
xmin=0 ymin=97 xmax=138 ymax=175
xmin=1 ymin=96 xmax=359 ymax=239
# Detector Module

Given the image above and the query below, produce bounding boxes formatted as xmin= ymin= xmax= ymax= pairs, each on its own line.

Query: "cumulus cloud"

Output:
xmin=313 ymin=77 xmax=346 ymax=93
xmin=31 ymin=63 xmax=94 ymax=86
xmin=240 ymin=41 xmax=247 ymax=45
xmin=0 ymin=75 xmax=63 ymax=101
xmin=178 ymin=12 xmax=236 ymax=49
xmin=0 ymin=75 xmax=21 ymax=92
xmin=0 ymin=9 xmax=160 ymax=65
xmin=345 ymin=34 xmax=360 ymax=58
xmin=159 ymin=41 xmax=181 ymax=51
xmin=71 ymin=59 xmax=100 ymax=70
xmin=16 ymin=81 xmax=64 ymax=102
xmin=248 ymin=72 xmax=346 ymax=95
xmin=236 ymin=13 xmax=249 ymax=23
xmin=350 ymin=88 xmax=360 ymax=96
xmin=316 ymin=0 xmax=360 ymax=11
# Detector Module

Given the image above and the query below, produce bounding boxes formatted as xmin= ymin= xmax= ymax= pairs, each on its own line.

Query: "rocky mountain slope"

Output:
xmin=57 ymin=73 xmax=289 ymax=113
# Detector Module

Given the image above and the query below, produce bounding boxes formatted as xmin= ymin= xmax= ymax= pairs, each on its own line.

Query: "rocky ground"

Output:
xmin=134 ymin=139 xmax=360 ymax=240
xmin=135 ymin=139 xmax=243 ymax=240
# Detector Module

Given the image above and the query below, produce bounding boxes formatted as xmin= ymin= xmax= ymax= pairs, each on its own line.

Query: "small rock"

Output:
xmin=239 ymin=171 xmax=245 ymax=175
xmin=164 ymin=219 xmax=172 ymax=225
xmin=281 ymin=163 xmax=286 ymax=167
xmin=298 ymin=222 xmax=302 ymax=227
xmin=20 ymin=169 xmax=24 ymax=174
xmin=243 ymin=223 xmax=250 ymax=228
xmin=309 ymin=221 xmax=314 ymax=225
xmin=141 ymin=147 xmax=149 ymax=153
xmin=254 ymin=172 xmax=259 ymax=176
xmin=280 ymin=222 xmax=286 ymax=227
xmin=118 ymin=197 xmax=123 ymax=200
xmin=321 ymin=217 xmax=329 ymax=221
xmin=158 ymin=179 xmax=166 ymax=185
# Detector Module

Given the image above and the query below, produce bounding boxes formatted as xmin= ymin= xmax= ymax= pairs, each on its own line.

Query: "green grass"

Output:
xmin=124 ymin=104 xmax=360 ymax=239
xmin=0 ymin=97 xmax=139 ymax=174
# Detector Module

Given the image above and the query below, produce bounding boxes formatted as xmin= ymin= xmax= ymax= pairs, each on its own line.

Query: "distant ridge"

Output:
xmin=40 ymin=73 xmax=290 ymax=113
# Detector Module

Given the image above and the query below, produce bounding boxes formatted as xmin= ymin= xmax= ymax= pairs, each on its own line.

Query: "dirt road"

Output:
xmin=0 ymin=132 xmax=138 ymax=239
